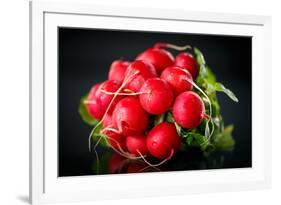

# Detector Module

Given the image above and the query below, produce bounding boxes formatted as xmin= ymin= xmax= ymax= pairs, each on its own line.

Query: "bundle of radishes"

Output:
xmin=79 ymin=43 xmax=238 ymax=166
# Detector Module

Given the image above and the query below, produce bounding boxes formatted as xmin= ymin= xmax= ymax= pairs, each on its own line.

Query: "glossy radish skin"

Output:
xmin=172 ymin=91 xmax=205 ymax=129
xmin=102 ymin=113 xmax=112 ymax=128
xmin=175 ymin=53 xmax=199 ymax=79
xmin=86 ymin=80 xmax=123 ymax=120
xmin=124 ymin=60 xmax=157 ymax=92
xmin=126 ymin=135 xmax=149 ymax=156
xmin=160 ymin=66 xmax=193 ymax=96
xmin=136 ymin=48 xmax=175 ymax=74
xmin=112 ymin=97 xmax=149 ymax=136
xmin=108 ymin=60 xmax=130 ymax=83
xmin=104 ymin=128 xmax=127 ymax=150
xmin=146 ymin=122 xmax=181 ymax=159
xmin=139 ymin=78 xmax=174 ymax=115
xmin=86 ymin=83 xmax=101 ymax=119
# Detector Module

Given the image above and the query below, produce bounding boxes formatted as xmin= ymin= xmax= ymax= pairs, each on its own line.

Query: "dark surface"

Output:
xmin=58 ymin=27 xmax=252 ymax=177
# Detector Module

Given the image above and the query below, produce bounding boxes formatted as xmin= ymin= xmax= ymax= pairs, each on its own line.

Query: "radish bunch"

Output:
xmin=80 ymin=43 xmax=238 ymax=167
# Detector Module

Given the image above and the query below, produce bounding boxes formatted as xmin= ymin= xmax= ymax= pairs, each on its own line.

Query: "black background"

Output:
xmin=58 ymin=28 xmax=252 ymax=176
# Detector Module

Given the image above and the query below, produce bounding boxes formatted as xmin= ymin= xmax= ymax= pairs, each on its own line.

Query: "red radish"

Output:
xmin=86 ymin=83 xmax=100 ymax=117
xmin=108 ymin=153 xmax=125 ymax=174
xmin=86 ymin=83 xmax=102 ymax=119
xmin=103 ymin=128 xmax=127 ymax=150
xmin=126 ymin=135 xmax=149 ymax=156
xmin=139 ymin=78 xmax=174 ymax=115
xmin=108 ymin=60 xmax=130 ymax=83
xmin=160 ymin=66 xmax=193 ymax=96
xmin=112 ymin=97 xmax=149 ymax=136
xmin=175 ymin=52 xmax=199 ymax=79
xmin=86 ymin=80 xmax=123 ymax=120
xmin=172 ymin=91 xmax=205 ymax=129
xmin=146 ymin=122 xmax=181 ymax=159
xmin=102 ymin=113 xmax=112 ymax=128
xmin=136 ymin=47 xmax=174 ymax=74
xmin=124 ymin=60 xmax=157 ymax=92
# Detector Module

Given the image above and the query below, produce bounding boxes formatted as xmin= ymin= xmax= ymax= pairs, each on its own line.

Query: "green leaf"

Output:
xmin=186 ymin=135 xmax=194 ymax=145
xmin=194 ymin=47 xmax=209 ymax=86
xmin=194 ymin=47 xmax=206 ymax=66
xmin=92 ymin=122 xmax=103 ymax=136
xmin=182 ymin=131 xmax=210 ymax=151
xmin=154 ymin=113 xmax=165 ymax=126
xmin=199 ymin=65 xmax=208 ymax=78
xmin=193 ymin=134 xmax=210 ymax=151
xmin=213 ymin=124 xmax=235 ymax=151
xmin=78 ymin=95 xmax=98 ymax=126
xmin=92 ymin=123 xmax=108 ymax=146
xmin=205 ymin=67 xmax=217 ymax=84
xmin=214 ymin=82 xmax=239 ymax=102
xmin=205 ymin=81 xmax=216 ymax=94
xmin=166 ymin=111 xmax=174 ymax=123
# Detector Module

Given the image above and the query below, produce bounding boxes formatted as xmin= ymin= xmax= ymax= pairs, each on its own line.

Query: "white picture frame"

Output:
xmin=30 ymin=1 xmax=272 ymax=204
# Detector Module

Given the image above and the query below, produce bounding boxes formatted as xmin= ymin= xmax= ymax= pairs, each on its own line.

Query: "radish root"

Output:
xmin=100 ymin=89 xmax=150 ymax=96
xmin=136 ymin=149 xmax=174 ymax=168
xmin=139 ymin=165 xmax=161 ymax=172
xmin=154 ymin=42 xmax=192 ymax=51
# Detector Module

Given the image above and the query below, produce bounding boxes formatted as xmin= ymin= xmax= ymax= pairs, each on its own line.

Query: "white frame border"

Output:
xmin=30 ymin=1 xmax=272 ymax=204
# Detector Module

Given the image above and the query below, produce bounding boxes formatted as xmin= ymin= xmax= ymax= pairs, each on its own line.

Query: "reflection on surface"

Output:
xmin=91 ymin=147 xmax=226 ymax=175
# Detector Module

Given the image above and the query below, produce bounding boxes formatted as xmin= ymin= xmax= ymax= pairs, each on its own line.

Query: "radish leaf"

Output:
xmin=214 ymin=82 xmax=239 ymax=102
xmin=154 ymin=113 xmax=165 ymax=125
xmin=213 ymin=124 xmax=235 ymax=151
xmin=194 ymin=47 xmax=206 ymax=66
xmin=165 ymin=111 xmax=174 ymax=123
xmin=78 ymin=95 xmax=98 ymax=126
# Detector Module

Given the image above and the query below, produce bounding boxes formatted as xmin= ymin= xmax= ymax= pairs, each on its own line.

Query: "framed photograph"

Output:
xmin=30 ymin=1 xmax=272 ymax=204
